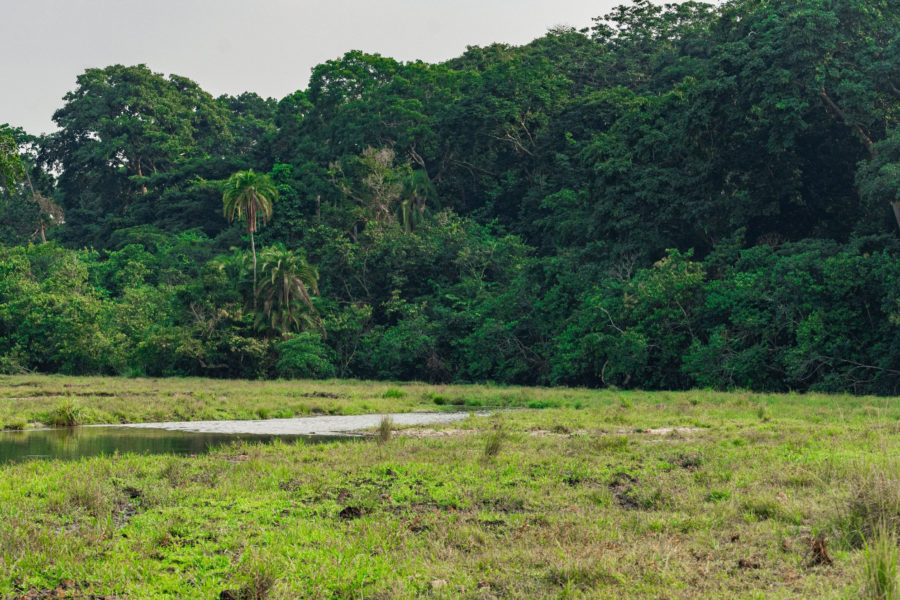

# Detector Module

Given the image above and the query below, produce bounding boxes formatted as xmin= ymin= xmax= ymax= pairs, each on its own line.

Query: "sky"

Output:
xmin=0 ymin=0 xmax=626 ymax=135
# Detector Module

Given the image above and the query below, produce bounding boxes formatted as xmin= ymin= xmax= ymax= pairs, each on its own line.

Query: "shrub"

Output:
xmin=49 ymin=399 xmax=83 ymax=427
xmin=275 ymin=333 xmax=336 ymax=379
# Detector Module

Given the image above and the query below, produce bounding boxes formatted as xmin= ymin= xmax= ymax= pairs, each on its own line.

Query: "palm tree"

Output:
xmin=255 ymin=245 xmax=321 ymax=337
xmin=399 ymin=169 xmax=436 ymax=233
xmin=222 ymin=170 xmax=278 ymax=298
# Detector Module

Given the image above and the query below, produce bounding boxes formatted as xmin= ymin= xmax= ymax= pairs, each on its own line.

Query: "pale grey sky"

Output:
xmin=0 ymin=0 xmax=629 ymax=135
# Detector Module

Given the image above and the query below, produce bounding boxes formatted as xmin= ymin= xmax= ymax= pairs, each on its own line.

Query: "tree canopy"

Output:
xmin=1 ymin=0 xmax=899 ymax=393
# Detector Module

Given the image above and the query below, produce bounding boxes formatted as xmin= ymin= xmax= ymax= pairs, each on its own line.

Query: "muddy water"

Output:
xmin=0 ymin=411 xmax=482 ymax=463
xmin=114 ymin=411 xmax=482 ymax=435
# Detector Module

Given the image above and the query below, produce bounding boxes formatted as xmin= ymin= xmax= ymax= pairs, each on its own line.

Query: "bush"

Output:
xmin=48 ymin=399 xmax=84 ymax=427
xmin=275 ymin=333 xmax=336 ymax=379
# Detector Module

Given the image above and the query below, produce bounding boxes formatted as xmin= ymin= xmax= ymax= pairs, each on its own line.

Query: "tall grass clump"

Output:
xmin=844 ymin=461 xmax=900 ymax=547
xmin=49 ymin=399 xmax=84 ymax=427
xmin=483 ymin=427 xmax=504 ymax=459
xmin=861 ymin=522 xmax=899 ymax=600
xmin=377 ymin=416 xmax=393 ymax=444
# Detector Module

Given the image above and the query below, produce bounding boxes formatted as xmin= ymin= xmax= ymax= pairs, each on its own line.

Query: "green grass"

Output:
xmin=1 ymin=375 xmax=900 ymax=598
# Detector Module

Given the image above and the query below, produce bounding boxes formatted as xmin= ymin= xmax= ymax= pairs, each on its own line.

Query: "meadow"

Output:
xmin=1 ymin=375 xmax=899 ymax=598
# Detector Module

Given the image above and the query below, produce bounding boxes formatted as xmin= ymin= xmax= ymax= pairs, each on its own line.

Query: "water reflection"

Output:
xmin=0 ymin=427 xmax=346 ymax=463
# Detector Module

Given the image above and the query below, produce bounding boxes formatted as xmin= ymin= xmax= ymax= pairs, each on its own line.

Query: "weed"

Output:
xmin=527 ymin=400 xmax=560 ymax=409
xmin=382 ymin=388 xmax=405 ymax=399
xmin=428 ymin=393 xmax=449 ymax=405
xmin=705 ymin=490 xmax=731 ymax=503
xmin=230 ymin=551 xmax=278 ymax=600
xmin=377 ymin=416 xmax=393 ymax=444
xmin=742 ymin=497 xmax=782 ymax=522
xmin=594 ymin=435 xmax=629 ymax=452
xmin=49 ymin=400 xmax=83 ymax=427
xmin=483 ymin=427 xmax=504 ymax=459
xmin=861 ymin=522 xmax=899 ymax=600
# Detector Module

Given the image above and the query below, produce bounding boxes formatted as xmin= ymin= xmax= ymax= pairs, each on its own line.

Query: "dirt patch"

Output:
xmin=397 ymin=428 xmax=473 ymax=438
xmin=13 ymin=580 xmax=114 ymax=599
xmin=671 ymin=453 xmax=703 ymax=470
xmin=301 ymin=391 xmax=341 ymax=399
xmin=641 ymin=427 xmax=702 ymax=436
xmin=608 ymin=472 xmax=642 ymax=510
xmin=809 ymin=534 xmax=833 ymax=566
xmin=278 ymin=479 xmax=303 ymax=492
xmin=338 ymin=506 xmax=364 ymax=520
xmin=527 ymin=428 xmax=589 ymax=437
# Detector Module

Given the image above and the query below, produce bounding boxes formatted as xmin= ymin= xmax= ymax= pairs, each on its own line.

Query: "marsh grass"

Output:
xmin=377 ymin=416 xmax=393 ymax=444
xmin=483 ymin=427 xmax=504 ymax=458
xmin=843 ymin=461 xmax=900 ymax=547
xmin=1 ymin=376 xmax=900 ymax=598
xmin=48 ymin=399 xmax=83 ymax=427
xmin=861 ymin=522 xmax=900 ymax=600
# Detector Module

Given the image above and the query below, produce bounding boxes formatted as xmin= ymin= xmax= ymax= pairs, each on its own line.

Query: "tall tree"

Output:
xmin=0 ymin=126 xmax=23 ymax=190
xmin=42 ymin=64 xmax=233 ymax=244
xmin=222 ymin=170 xmax=278 ymax=298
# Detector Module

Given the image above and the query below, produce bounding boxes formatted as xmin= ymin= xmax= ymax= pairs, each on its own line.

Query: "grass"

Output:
xmin=378 ymin=416 xmax=393 ymax=444
xmin=0 ymin=375 xmax=899 ymax=598
xmin=861 ymin=523 xmax=900 ymax=600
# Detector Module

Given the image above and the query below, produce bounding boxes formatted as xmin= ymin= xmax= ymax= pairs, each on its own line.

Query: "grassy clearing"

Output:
xmin=1 ymin=376 xmax=900 ymax=598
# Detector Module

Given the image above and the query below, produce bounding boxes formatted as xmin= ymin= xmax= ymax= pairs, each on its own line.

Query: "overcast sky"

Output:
xmin=0 ymin=0 xmax=632 ymax=135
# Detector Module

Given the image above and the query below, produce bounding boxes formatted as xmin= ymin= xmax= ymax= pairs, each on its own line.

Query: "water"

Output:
xmin=0 ymin=411 xmax=480 ymax=463
xmin=113 ymin=411 xmax=480 ymax=435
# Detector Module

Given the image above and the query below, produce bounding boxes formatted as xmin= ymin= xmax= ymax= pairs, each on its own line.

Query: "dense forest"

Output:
xmin=1 ymin=0 xmax=899 ymax=394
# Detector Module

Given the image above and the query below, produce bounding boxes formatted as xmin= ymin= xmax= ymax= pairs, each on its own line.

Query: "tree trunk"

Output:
xmin=251 ymin=230 xmax=258 ymax=308
xmin=39 ymin=222 xmax=46 ymax=244
xmin=892 ymin=202 xmax=900 ymax=233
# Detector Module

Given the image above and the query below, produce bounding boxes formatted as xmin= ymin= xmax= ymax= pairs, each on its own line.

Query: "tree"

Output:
xmin=0 ymin=127 xmax=23 ymax=190
xmin=222 ymin=170 xmax=278 ymax=298
xmin=42 ymin=64 xmax=233 ymax=245
xmin=255 ymin=245 xmax=320 ymax=336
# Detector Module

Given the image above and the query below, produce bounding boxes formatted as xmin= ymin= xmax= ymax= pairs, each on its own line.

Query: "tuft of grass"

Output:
xmin=48 ymin=399 xmax=83 ymax=427
xmin=382 ymin=387 xmax=405 ymax=399
xmin=845 ymin=462 xmax=900 ymax=546
xmin=594 ymin=435 xmax=629 ymax=452
xmin=428 ymin=393 xmax=449 ymax=406
xmin=232 ymin=551 xmax=278 ymax=600
xmin=705 ymin=489 xmax=731 ymax=503
xmin=742 ymin=496 xmax=782 ymax=522
xmin=483 ymin=427 xmax=505 ymax=459
xmin=861 ymin=522 xmax=899 ymax=600
xmin=377 ymin=416 xmax=393 ymax=444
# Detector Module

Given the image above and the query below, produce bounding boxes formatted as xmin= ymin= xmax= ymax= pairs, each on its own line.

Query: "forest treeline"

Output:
xmin=1 ymin=0 xmax=899 ymax=393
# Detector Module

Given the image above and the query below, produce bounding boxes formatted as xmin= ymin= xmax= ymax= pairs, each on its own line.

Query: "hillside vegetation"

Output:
xmin=0 ymin=0 xmax=899 ymax=393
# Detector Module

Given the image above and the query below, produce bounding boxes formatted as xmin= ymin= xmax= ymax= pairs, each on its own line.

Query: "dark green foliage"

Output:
xmin=1 ymin=0 xmax=899 ymax=392
xmin=275 ymin=333 xmax=335 ymax=379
